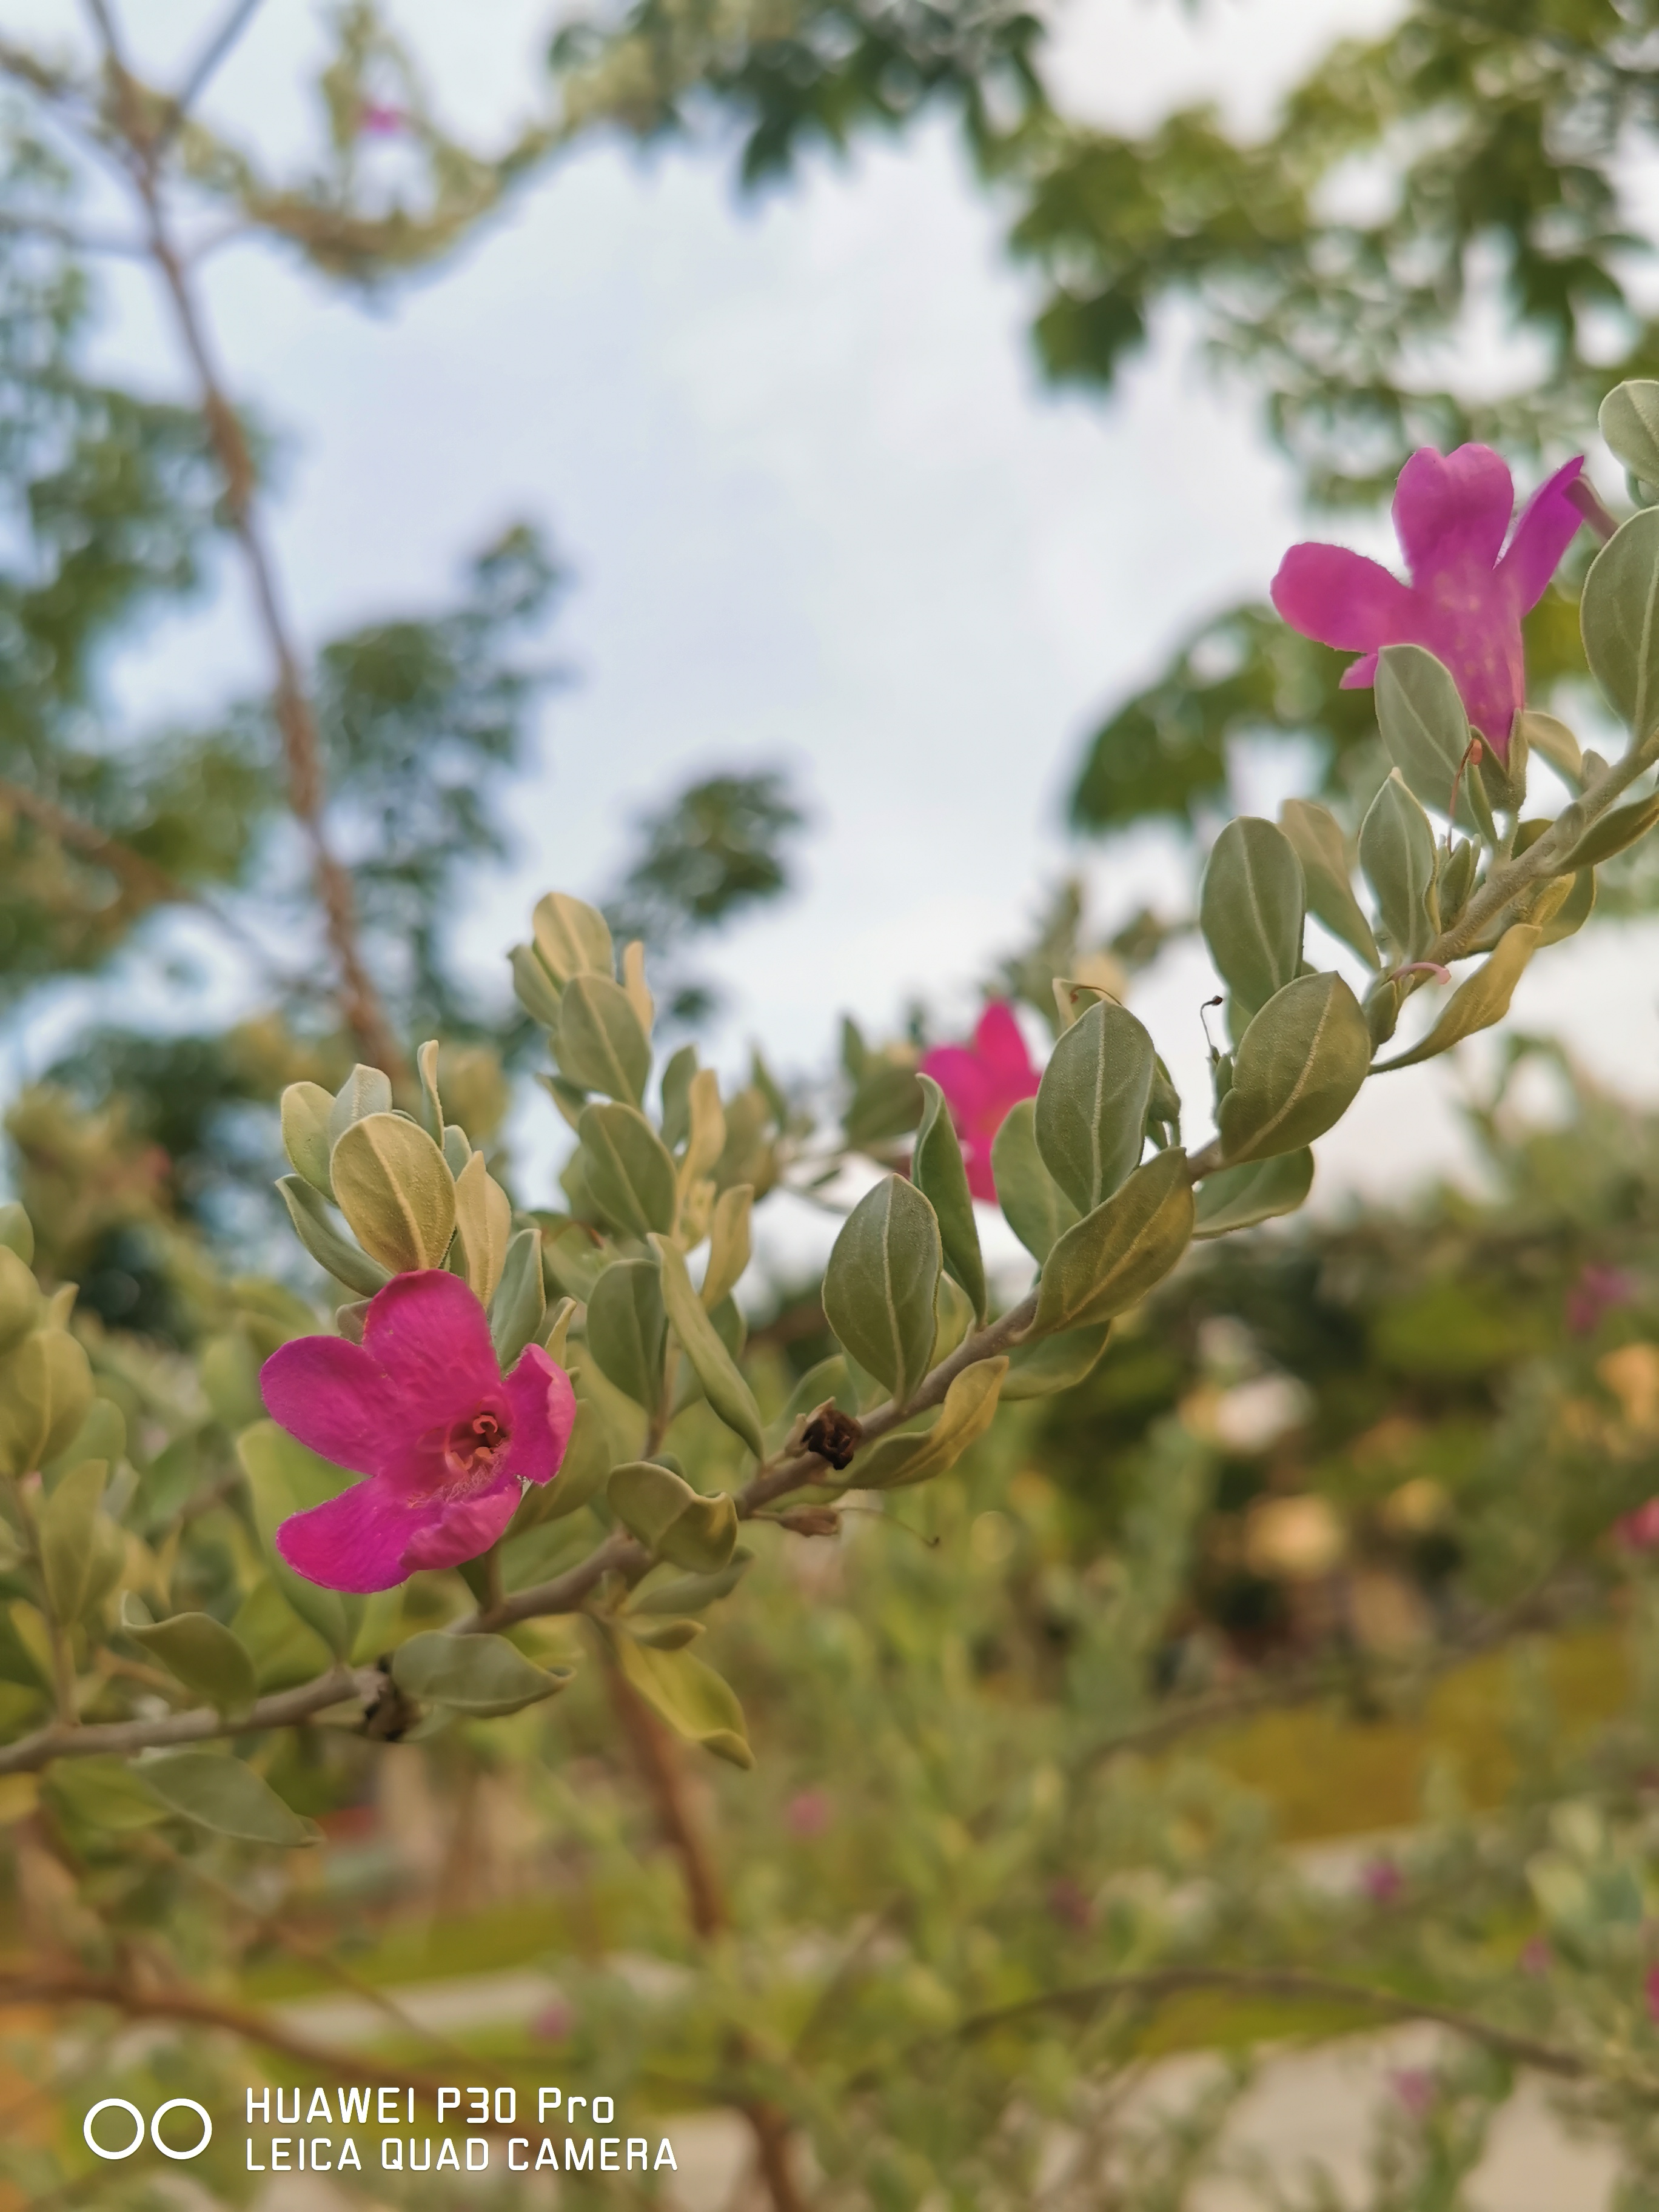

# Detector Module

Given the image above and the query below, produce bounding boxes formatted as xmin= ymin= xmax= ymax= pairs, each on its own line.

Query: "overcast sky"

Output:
xmin=7 ymin=0 xmax=1657 ymax=1246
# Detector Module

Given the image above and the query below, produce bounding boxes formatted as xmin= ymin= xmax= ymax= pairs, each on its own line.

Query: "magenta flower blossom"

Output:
xmin=1360 ymin=1855 xmax=1404 ymax=1905
xmin=1617 ymin=1498 xmax=1659 ymax=1555
xmin=919 ymin=1002 xmax=1040 ymax=1203
xmin=1271 ymin=445 xmax=1586 ymax=761
xmin=357 ymin=100 xmax=407 ymax=135
xmin=1567 ymin=1263 xmax=1636 ymax=1338
xmin=260 ymin=1270 xmax=575 ymax=1594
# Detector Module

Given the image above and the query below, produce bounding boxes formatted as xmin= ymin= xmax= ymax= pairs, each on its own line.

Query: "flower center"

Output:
xmin=443 ymin=1406 xmax=509 ymax=1483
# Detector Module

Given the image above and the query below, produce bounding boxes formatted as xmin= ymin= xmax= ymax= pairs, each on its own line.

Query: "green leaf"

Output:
xmin=611 ymin=1631 xmax=753 ymax=1766
xmin=630 ymin=1547 xmax=754 ymax=1615
xmin=1194 ymin=1149 xmax=1315 ymax=1238
xmin=451 ymin=1151 xmax=512 ymax=1303
xmin=701 ymin=1184 xmax=754 ymax=1312
xmin=1540 ymin=866 xmax=1596 ymax=948
xmin=511 ymin=941 xmax=566 ymax=1028
xmin=235 ymin=1424 xmax=363 ymax=1659
xmin=991 ymin=1101 xmax=1079 ymax=1264
xmin=1000 ymin=1324 xmax=1112 ymax=1401
xmin=392 ymin=1629 xmax=571 ymax=1716
xmin=485 ymin=1227 xmax=544 ymax=1370
xmin=0 ymin=1247 xmax=39 ymax=1358
xmin=1437 ymin=836 xmax=1479 ymax=927
xmin=327 ymin=1064 xmax=394 ymax=1153
xmin=1199 ymin=816 xmax=1306 ymax=1013
xmin=280 ymin=1082 xmax=336 ymax=1195
xmin=330 ymin=1114 xmax=457 ymax=1274
xmin=1601 ymin=382 xmax=1659 ymax=488
xmin=1516 ymin=711 xmax=1582 ymax=785
xmin=578 ymin=1103 xmax=677 ymax=1239
xmin=608 ymin=1461 xmax=739 ymax=1571
xmin=139 ymin=1752 xmax=319 ymax=1847
xmin=1033 ymin=997 xmax=1155 ymax=1223
xmin=39 ymin=1458 xmax=106 ymax=1623
xmin=1217 ymin=973 xmax=1372 ymax=1164
xmin=1375 ymin=924 xmax=1543 ymax=1070
xmin=843 ymin=1059 xmax=924 ymax=1147
xmin=1564 ymin=791 xmax=1659 ymax=869
xmin=1359 ymin=771 xmax=1439 ymax=962
xmin=532 ymin=891 xmax=614 ymax=986
xmin=121 ymin=1601 xmax=257 ymax=1721
xmin=276 ymin=1176 xmax=391 ymax=1299
xmin=0 ymin=1328 xmax=93 ymax=1481
xmin=912 ymin=1076 xmax=987 ymax=1321
xmin=822 ymin=1176 xmax=942 ymax=1404
xmin=1375 ymin=645 xmax=1486 ymax=829
xmin=649 ymin=1236 xmax=764 ymax=1457
xmin=1581 ymin=508 xmax=1659 ymax=743
xmin=42 ymin=1396 xmax=124 ymax=1486
xmin=931 ymin=1271 xmax=976 ymax=1367
xmin=659 ymin=1043 xmax=699 ymax=1150
xmin=1033 ymin=1147 xmax=1195 ymax=1334
xmin=853 ymin=1358 xmax=1008 ymax=1488
xmin=1279 ymin=799 xmax=1378 ymax=965
xmin=585 ymin=1259 xmax=667 ymax=1412
xmin=0 ymin=1204 xmax=34 ymax=1265
xmin=556 ymin=974 xmax=650 ymax=1104
xmin=43 ymin=1754 xmax=170 ymax=1837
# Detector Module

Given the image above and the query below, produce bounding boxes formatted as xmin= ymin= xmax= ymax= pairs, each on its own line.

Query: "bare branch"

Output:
xmin=78 ymin=2 xmax=409 ymax=1082
xmin=169 ymin=0 xmax=265 ymax=132
xmin=0 ymin=1666 xmax=374 ymax=1777
xmin=943 ymin=1966 xmax=1595 ymax=2082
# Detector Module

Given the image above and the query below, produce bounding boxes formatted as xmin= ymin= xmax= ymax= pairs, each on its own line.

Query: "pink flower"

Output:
xmin=1361 ymin=1856 xmax=1404 ymax=1905
xmin=260 ymin=1271 xmax=575 ymax=1594
xmin=532 ymin=1997 xmax=575 ymax=2042
xmin=1390 ymin=2068 xmax=1435 ymax=2120
xmin=1520 ymin=1935 xmax=1551 ymax=1976
xmin=1567 ymin=1264 xmax=1635 ymax=1337
xmin=1271 ymin=446 xmax=1586 ymax=760
xmin=1618 ymin=1498 xmax=1659 ymax=1555
xmin=786 ymin=1789 xmax=832 ymax=1839
xmin=357 ymin=101 xmax=406 ymax=135
xmin=919 ymin=1002 xmax=1041 ymax=1202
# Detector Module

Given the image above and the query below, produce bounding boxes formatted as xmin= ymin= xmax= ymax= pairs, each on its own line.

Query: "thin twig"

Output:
xmin=0 ymin=1664 xmax=372 ymax=1777
xmin=942 ymin=1966 xmax=1591 ymax=2082
xmin=169 ymin=0 xmax=266 ymax=132
xmin=81 ymin=1 xmax=407 ymax=1080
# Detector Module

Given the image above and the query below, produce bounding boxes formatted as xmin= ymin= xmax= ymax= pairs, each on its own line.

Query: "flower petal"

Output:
xmin=1498 ymin=456 xmax=1585 ymax=610
xmin=1270 ymin=545 xmax=1415 ymax=651
xmin=973 ymin=1002 xmax=1038 ymax=1096
xmin=399 ymin=1481 xmax=521 ymax=1574
xmin=1338 ymin=651 xmax=1381 ymax=690
xmin=1393 ymin=445 xmax=1515 ymax=578
xmin=919 ymin=1044 xmax=998 ymax=1133
xmin=497 ymin=1345 xmax=577 ymax=1487
xmin=360 ymin=1269 xmax=503 ymax=1432
xmin=275 ymin=1474 xmax=443 ymax=1594
xmin=259 ymin=1336 xmax=394 ymax=1476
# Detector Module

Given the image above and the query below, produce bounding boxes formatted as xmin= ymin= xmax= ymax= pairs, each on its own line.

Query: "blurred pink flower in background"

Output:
xmin=358 ymin=101 xmax=407 ymax=135
xmin=1617 ymin=1499 xmax=1659 ymax=1554
xmin=532 ymin=1997 xmax=575 ymax=2042
xmin=1567 ymin=1264 xmax=1636 ymax=1336
xmin=919 ymin=1001 xmax=1039 ymax=1202
xmin=1361 ymin=1855 xmax=1404 ymax=1905
xmin=1390 ymin=2070 xmax=1435 ymax=2120
xmin=1272 ymin=445 xmax=1585 ymax=760
xmin=786 ymin=1789 xmax=833 ymax=1839
xmin=1521 ymin=1936 xmax=1552 ymax=1975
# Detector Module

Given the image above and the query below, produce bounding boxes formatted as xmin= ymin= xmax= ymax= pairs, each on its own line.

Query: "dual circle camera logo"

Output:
xmin=84 ymin=2098 xmax=213 ymax=2161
